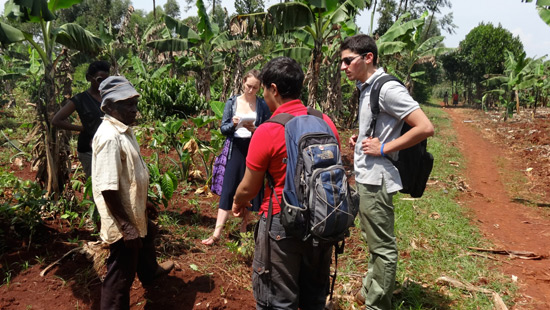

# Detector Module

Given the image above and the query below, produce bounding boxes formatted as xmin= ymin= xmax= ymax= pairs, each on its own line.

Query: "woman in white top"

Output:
xmin=202 ymin=70 xmax=271 ymax=245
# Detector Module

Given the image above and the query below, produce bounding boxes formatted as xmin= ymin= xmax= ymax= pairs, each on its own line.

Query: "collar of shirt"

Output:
xmin=272 ymin=99 xmax=306 ymax=116
xmin=103 ymin=114 xmax=130 ymax=134
xmin=357 ymin=67 xmax=386 ymax=93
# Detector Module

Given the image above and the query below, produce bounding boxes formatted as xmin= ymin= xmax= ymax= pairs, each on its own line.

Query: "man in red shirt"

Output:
xmin=232 ymin=57 xmax=340 ymax=309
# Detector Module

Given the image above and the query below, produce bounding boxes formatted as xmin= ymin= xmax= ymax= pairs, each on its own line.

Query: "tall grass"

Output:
xmin=334 ymin=104 xmax=517 ymax=309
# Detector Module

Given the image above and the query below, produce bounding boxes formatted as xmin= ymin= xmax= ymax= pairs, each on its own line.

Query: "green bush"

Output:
xmin=0 ymin=177 xmax=48 ymax=249
xmin=137 ymin=78 xmax=206 ymax=121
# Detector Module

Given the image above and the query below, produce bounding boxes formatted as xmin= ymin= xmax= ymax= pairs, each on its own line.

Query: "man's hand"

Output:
xmin=349 ymin=134 xmax=358 ymax=147
xmin=232 ymin=201 xmax=251 ymax=217
xmin=361 ymin=137 xmax=382 ymax=156
xmin=146 ymin=201 xmax=159 ymax=220
xmin=121 ymin=223 xmax=142 ymax=249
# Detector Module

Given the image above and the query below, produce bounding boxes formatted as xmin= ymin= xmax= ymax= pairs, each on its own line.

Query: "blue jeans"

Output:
xmin=252 ymin=214 xmax=332 ymax=310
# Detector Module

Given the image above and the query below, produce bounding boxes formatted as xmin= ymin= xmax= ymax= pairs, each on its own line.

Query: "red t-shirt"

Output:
xmin=246 ymin=99 xmax=340 ymax=215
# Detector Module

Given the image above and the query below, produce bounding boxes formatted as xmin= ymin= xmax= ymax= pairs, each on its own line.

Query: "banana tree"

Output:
xmin=231 ymin=0 xmax=371 ymax=107
xmin=525 ymin=57 xmax=550 ymax=112
xmin=0 ymin=45 xmax=30 ymax=106
xmin=377 ymin=11 xmax=453 ymax=94
xmin=1 ymin=0 xmax=103 ymax=197
xmin=482 ymin=51 xmax=544 ymax=119
xmin=148 ymin=0 xmax=259 ymax=104
xmin=524 ymin=0 xmax=550 ymax=26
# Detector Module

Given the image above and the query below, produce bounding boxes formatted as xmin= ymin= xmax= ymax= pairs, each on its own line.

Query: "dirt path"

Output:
xmin=447 ymin=108 xmax=550 ymax=309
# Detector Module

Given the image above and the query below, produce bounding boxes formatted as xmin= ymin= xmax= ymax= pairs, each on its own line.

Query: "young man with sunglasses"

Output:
xmin=340 ymin=34 xmax=434 ymax=309
xmin=52 ymin=60 xmax=110 ymax=179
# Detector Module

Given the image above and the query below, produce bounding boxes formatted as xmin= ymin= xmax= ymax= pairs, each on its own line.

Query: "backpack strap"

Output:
xmin=307 ymin=106 xmax=323 ymax=119
xmin=265 ymin=113 xmax=294 ymax=126
xmin=266 ymin=106 xmax=323 ymax=126
xmin=329 ymin=240 xmax=346 ymax=302
xmin=367 ymin=74 xmax=404 ymax=137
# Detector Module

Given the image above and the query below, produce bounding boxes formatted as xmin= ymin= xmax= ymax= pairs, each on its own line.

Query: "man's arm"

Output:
xmin=361 ymin=108 xmax=434 ymax=156
xmin=102 ymin=190 xmax=142 ymax=249
xmin=232 ymin=168 xmax=265 ymax=217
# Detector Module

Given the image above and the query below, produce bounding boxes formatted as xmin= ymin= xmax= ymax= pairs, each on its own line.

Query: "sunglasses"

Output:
xmin=341 ymin=53 xmax=367 ymax=66
xmin=94 ymin=76 xmax=107 ymax=84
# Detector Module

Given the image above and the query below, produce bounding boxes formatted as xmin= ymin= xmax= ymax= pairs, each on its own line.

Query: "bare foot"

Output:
xmin=201 ymin=235 xmax=219 ymax=246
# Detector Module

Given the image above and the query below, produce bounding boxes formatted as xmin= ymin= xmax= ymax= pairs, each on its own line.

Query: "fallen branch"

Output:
xmin=436 ymin=276 xmax=492 ymax=294
xmin=468 ymin=246 xmax=543 ymax=260
xmin=465 ymin=252 xmax=514 ymax=265
xmin=40 ymin=241 xmax=109 ymax=277
xmin=40 ymin=247 xmax=82 ymax=277
xmin=436 ymin=276 xmax=508 ymax=310
xmin=492 ymin=292 xmax=508 ymax=310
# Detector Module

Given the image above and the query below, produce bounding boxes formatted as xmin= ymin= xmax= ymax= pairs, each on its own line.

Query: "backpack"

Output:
xmin=266 ymin=107 xmax=359 ymax=244
xmin=368 ymin=74 xmax=434 ymax=198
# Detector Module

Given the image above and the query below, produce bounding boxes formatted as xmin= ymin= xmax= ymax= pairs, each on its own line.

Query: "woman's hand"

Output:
xmin=243 ymin=122 xmax=256 ymax=133
xmin=232 ymin=116 xmax=240 ymax=127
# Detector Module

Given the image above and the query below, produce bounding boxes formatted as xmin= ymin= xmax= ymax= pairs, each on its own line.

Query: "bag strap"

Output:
xmin=265 ymin=106 xmax=323 ymax=127
xmin=329 ymin=240 xmax=345 ymax=301
xmin=264 ymin=173 xmax=274 ymax=275
xmin=264 ymin=172 xmax=282 ymax=275
xmin=367 ymin=74 xmax=404 ymax=138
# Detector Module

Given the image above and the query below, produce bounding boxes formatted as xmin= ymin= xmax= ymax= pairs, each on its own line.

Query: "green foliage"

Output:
xmin=74 ymin=176 xmax=99 ymax=229
xmin=378 ymin=11 xmax=453 ymax=96
xmin=227 ymin=231 xmax=255 ymax=263
xmin=523 ymin=0 xmax=550 ymax=26
xmin=164 ymin=0 xmax=181 ymax=19
xmin=235 ymin=0 xmax=265 ymax=14
xmin=148 ymin=102 xmax=224 ymax=185
xmin=137 ymin=78 xmax=206 ymax=122
xmin=147 ymin=152 xmax=179 ymax=209
xmin=56 ymin=0 xmax=131 ymax=35
xmin=459 ymin=23 xmax=524 ymax=86
xmin=0 ymin=177 xmax=48 ymax=248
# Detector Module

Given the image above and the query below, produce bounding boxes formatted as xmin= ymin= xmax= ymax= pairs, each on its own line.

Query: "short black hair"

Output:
xmin=340 ymin=34 xmax=378 ymax=65
xmin=86 ymin=60 xmax=110 ymax=76
xmin=259 ymin=57 xmax=304 ymax=100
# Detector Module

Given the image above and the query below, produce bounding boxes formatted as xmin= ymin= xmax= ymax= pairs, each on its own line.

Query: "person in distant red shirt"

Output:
xmin=452 ymin=92 xmax=459 ymax=106
xmin=232 ymin=57 xmax=340 ymax=309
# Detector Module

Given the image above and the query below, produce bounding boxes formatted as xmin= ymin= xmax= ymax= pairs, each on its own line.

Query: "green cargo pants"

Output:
xmin=357 ymin=182 xmax=397 ymax=310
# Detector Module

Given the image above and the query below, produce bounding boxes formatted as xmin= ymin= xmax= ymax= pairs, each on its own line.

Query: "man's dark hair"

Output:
xmin=87 ymin=60 xmax=111 ymax=76
xmin=340 ymin=34 xmax=378 ymax=66
xmin=259 ymin=57 xmax=304 ymax=100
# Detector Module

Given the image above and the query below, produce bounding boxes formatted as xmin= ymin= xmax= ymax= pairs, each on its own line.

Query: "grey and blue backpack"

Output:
xmin=266 ymin=107 xmax=359 ymax=244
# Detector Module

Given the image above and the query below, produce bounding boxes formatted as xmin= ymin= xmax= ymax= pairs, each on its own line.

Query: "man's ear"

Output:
xmin=364 ymin=52 xmax=374 ymax=65
xmin=270 ymin=83 xmax=279 ymax=97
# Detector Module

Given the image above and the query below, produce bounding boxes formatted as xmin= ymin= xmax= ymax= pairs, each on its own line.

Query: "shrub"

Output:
xmin=137 ymin=78 xmax=206 ymax=121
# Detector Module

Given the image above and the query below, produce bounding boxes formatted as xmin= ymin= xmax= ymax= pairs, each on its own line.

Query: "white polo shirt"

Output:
xmin=92 ymin=114 xmax=149 ymax=244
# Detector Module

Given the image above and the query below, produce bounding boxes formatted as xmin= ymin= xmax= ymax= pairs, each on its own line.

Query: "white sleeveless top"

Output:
xmin=234 ymin=111 xmax=257 ymax=138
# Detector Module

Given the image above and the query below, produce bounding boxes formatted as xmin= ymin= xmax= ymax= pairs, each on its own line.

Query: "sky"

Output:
xmin=1 ymin=0 xmax=549 ymax=57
